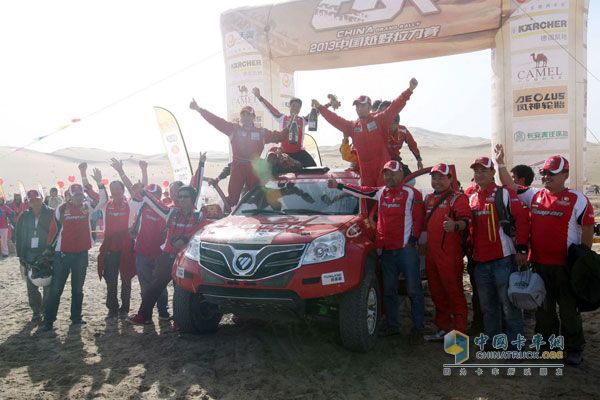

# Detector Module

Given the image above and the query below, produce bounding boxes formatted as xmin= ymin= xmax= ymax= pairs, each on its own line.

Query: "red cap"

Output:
xmin=68 ymin=184 xmax=84 ymax=196
xmin=26 ymin=190 xmax=41 ymax=201
xmin=541 ymin=155 xmax=569 ymax=174
xmin=382 ymin=160 xmax=402 ymax=172
xmin=145 ymin=184 xmax=162 ymax=198
xmin=240 ymin=106 xmax=255 ymax=115
xmin=430 ymin=163 xmax=451 ymax=175
xmin=470 ymin=157 xmax=494 ymax=169
xmin=352 ymin=95 xmax=371 ymax=106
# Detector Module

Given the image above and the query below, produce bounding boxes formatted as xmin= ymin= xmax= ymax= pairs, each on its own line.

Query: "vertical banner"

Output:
xmin=37 ymin=182 xmax=45 ymax=198
xmin=154 ymin=107 xmax=193 ymax=184
xmin=17 ymin=181 xmax=26 ymax=200
xmin=493 ymin=0 xmax=587 ymax=189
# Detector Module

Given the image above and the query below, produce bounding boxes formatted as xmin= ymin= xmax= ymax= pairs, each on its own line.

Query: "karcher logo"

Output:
xmin=312 ymin=0 xmax=440 ymax=31
xmin=444 ymin=330 xmax=469 ymax=364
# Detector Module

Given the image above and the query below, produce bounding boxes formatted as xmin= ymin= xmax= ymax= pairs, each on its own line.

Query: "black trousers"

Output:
xmin=137 ymin=253 xmax=176 ymax=320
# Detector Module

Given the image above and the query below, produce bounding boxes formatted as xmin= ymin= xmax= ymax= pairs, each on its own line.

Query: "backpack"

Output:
xmin=495 ymin=186 xmax=516 ymax=238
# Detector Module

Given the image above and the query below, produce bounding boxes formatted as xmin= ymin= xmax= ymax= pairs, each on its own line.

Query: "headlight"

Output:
xmin=301 ymin=231 xmax=345 ymax=265
xmin=184 ymin=234 xmax=201 ymax=262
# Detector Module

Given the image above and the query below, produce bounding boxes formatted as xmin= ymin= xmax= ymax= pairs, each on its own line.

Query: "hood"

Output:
xmin=200 ymin=214 xmax=356 ymax=245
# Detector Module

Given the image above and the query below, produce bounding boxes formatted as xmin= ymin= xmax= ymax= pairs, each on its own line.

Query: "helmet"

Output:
xmin=28 ymin=253 xmax=54 ymax=287
xmin=28 ymin=267 xmax=52 ymax=287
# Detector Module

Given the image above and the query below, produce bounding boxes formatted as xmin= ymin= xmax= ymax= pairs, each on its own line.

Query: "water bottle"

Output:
xmin=308 ymin=107 xmax=318 ymax=131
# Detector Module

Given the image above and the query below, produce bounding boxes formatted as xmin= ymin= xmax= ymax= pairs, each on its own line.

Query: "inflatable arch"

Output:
xmin=221 ymin=0 xmax=588 ymax=188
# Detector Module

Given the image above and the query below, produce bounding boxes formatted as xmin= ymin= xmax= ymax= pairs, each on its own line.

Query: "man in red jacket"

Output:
xmin=43 ymin=170 xmax=106 ymax=331
xmin=423 ymin=164 xmax=471 ymax=340
xmin=468 ymin=156 xmax=529 ymax=344
xmin=328 ymin=160 xmax=425 ymax=343
xmin=315 ymin=78 xmax=418 ymax=186
xmin=495 ymin=146 xmax=595 ymax=365
xmin=189 ymin=100 xmax=287 ymax=207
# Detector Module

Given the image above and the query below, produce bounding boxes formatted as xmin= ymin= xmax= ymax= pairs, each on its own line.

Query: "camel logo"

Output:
xmin=531 ymin=53 xmax=547 ymax=68
xmin=233 ymin=253 xmax=254 ymax=275
xmin=238 ymin=85 xmax=249 ymax=95
xmin=311 ymin=0 xmax=440 ymax=31
xmin=515 ymin=52 xmax=564 ymax=84
xmin=226 ymin=33 xmax=236 ymax=48
xmin=281 ymin=73 xmax=291 ymax=88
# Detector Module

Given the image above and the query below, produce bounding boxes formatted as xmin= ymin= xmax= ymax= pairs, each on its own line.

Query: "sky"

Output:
xmin=0 ymin=0 xmax=598 ymax=158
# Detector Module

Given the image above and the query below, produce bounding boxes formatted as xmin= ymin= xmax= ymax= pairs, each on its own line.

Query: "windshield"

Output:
xmin=234 ymin=180 xmax=359 ymax=216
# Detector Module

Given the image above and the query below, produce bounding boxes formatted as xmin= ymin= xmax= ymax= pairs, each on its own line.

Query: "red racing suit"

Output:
xmin=318 ymin=89 xmax=413 ymax=186
xmin=196 ymin=108 xmax=285 ymax=206
xmin=468 ymin=184 xmax=529 ymax=263
xmin=387 ymin=125 xmax=422 ymax=163
xmin=338 ymin=182 xmax=423 ymax=250
xmin=517 ymin=187 xmax=595 ymax=265
xmin=423 ymin=189 xmax=471 ymax=333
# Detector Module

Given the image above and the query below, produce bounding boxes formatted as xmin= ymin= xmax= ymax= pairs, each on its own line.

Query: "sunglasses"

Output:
xmin=539 ymin=170 xmax=558 ymax=177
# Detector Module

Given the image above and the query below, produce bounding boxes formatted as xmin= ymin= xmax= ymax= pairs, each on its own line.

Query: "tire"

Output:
xmin=338 ymin=261 xmax=380 ymax=352
xmin=173 ymin=285 xmax=223 ymax=334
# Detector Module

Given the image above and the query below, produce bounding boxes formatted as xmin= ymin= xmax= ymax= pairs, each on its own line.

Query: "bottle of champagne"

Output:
xmin=289 ymin=117 xmax=299 ymax=145
xmin=308 ymin=107 xmax=318 ymax=131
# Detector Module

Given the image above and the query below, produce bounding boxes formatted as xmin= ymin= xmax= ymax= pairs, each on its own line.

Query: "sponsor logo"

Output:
xmin=513 ymin=86 xmax=567 ymax=117
xmin=515 ymin=53 xmax=564 ymax=84
xmin=230 ymin=59 xmax=262 ymax=70
xmin=513 ymin=129 xmax=568 ymax=142
xmin=322 ymin=271 xmax=345 ymax=285
xmin=166 ymin=134 xmax=178 ymax=143
xmin=514 ymin=19 xmax=567 ymax=34
xmin=311 ymin=0 xmax=440 ymax=31
xmin=171 ymin=145 xmax=180 ymax=154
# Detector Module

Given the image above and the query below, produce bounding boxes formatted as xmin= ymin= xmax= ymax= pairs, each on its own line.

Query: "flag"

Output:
xmin=154 ymin=107 xmax=193 ymax=184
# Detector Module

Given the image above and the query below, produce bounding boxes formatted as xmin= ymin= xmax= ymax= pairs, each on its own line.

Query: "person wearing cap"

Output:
xmin=327 ymin=160 xmax=425 ymax=343
xmin=375 ymin=101 xmax=423 ymax=171
xmin=422 ymin=164 xmax=471 ymax=340
xmin=252 ymin=87 xmax=318 ymax=167
xmin=189 ymin=99 xmax=287 ymax=208
xmin=495 ymin=146 xmax=594 ymax=365
xmin=42 ymin=169 xmax=108 ymax=331
xmin=0 ymin=197 xmax=14 ymax=257
xmin=468 ymin=156 xmax=529 ymax=344
xmin=128 ymin=183 xmax=170 ymax=320
xmin=129 ymin=152 xmax=210 ymax=325
xmin=314 ymin=78 xmax=418 ymax=186
xmin=16 ymin=190 xmax=57 ymax=322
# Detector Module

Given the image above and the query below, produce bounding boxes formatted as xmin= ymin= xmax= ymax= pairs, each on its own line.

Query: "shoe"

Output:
xmin=378 ymin=326 xmax=401 ymax=337
xmin=31 ymin=314 xmax=42 ymax=323
xmin=565 ymin=351 xmax=583 ymax=366
xmin=128 ymin=314 xmax=152 ymax=325
xmin=106 ymin=309 xmax=119 ymax=319
xmin=409 ymin=329 xmax=425 ymax=346
xmin=71 ymin=319 xmax=87 ymax=325
xmin=424 ymin=329 xmax=447 ymax=342
xmin=158 ymin=313 xmax=171 ymax=321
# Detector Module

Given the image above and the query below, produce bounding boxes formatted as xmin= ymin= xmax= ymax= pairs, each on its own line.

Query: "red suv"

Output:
xmin=171 ymin=167 xmax=388 ymax=351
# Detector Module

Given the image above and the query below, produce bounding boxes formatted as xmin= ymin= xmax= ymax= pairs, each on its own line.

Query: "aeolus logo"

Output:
xmin=312 ymin=0 xmax=440 ymax=31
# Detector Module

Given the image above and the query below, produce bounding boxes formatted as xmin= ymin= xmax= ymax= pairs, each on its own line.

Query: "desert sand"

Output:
xmin=1 ymin=135 xmax=599 ymax=399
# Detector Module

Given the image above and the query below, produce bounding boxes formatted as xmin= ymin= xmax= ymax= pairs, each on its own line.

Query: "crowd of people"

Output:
xmin=1 ymin=77 xmax=596 ymax=367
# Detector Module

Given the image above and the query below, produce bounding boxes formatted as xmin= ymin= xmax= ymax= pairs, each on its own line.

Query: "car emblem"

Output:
xmin=234 ymin=253 xmax=254 ymax=274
